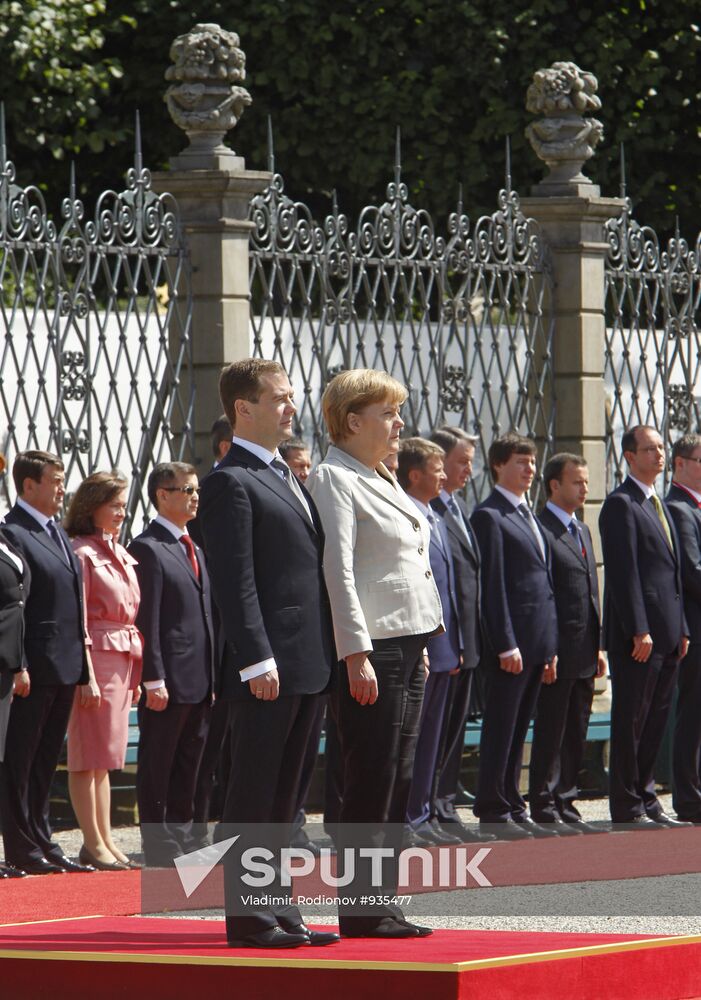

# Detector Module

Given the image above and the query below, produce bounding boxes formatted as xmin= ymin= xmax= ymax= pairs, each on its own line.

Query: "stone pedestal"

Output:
xmin=521 ymin=192 xmax=624 ymax=540
xmin=152 ymin=162 xmax=271 ymax=466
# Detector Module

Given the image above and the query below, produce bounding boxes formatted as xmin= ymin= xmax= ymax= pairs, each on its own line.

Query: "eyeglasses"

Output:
xmin=682 ymin=456 xmax=701 ymax=465
xmin=161 ymin=485 xmax=199 ymax=495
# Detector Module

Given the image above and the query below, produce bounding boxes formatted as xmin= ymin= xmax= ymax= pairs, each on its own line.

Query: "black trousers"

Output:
xmin=334 ymin=633 xmax=426 ymax=933
xmin=433 ymin=668 xmax=474 ymax=823
xmin=137 ymin=698 xmax=211 ymax=864
xmin=222 ymin=692 xmax=323 ymax=939
xmin=673 ymin=643 xmax=701 ymax=820
xmin=474 ymin=658 xmax=545 ymax=823
xmin=528 ymin=673 xmax=595 ymax=823
xmin=191 ymin=696 xmax=232 ymax=840
xmin=608 ymin=650 xmax=678 ymax=822
xmin=0 ymin=683 xmax=75 ymax=866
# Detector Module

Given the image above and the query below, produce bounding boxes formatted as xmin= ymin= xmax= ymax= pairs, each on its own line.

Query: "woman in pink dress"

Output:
xmin=64 ymin=472 xmax=142 ymax=870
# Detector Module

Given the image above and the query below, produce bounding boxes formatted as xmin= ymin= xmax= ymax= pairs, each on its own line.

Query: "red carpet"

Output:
xmin=0 ymin=870 xmax=141 ymax=924
xmin=1 ymin=916 xmax=701 ymax=999
xmin=4 ymin=826 xmax=701 ymax=924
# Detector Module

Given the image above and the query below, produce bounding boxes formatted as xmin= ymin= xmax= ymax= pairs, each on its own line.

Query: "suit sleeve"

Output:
xmin=307 ymin=466 xmax=372 ymax=660
xmin=129 ymin=540 xmax=166 ymax=683
xmin=599 ymin=493 xmax=649 ymax=640
xmin=198 ymin=471 xmax=275 ymax=670
xmin=470 ymin=507 xmax=517 ymax=656
xmin=667 ymin=503 xmax=701 ymax=607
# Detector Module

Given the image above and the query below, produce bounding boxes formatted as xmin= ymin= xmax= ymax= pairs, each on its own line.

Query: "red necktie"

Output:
xmin=180 ymin=534 xmax=200 ymax=580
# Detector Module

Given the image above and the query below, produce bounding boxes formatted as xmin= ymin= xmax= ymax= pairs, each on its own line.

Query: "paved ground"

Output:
xmin=11 ymin=791 xmax=701 ymax=937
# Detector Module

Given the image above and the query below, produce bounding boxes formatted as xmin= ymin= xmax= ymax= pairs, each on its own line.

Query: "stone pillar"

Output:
xmin=521 ymin=61 xmax=623 ymax=537
xmin=151 ymin=23 xmax=270 ymax=467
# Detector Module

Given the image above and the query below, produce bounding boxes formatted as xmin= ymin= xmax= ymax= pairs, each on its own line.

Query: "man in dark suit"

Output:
xmin=197 ymin=358 xmax=337 ymax=950
xmin=530 ymin=453 xmax=606 ymax=834
xmin=129 ymin=462 xmax=214 ymax=866
xmin=429 ymin=426 xmax=486 ymax=842
xmin=599 ymin=424 xmax=689 ymax=827
xmin=470 ymin=433 xmax=559 ymax=839
xmin=0 ymin=451 xmax=94 ymax=875
xmin=400 ymin=437 xmax=463 ymax=847
xmin=665 ymin=433 xmax=701 ymax=822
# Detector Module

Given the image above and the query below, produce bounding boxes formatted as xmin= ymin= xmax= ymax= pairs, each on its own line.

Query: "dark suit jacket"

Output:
xmin=431 ymin=493 xmax=482 ymax=670
xmin=599 ymin=477 xmax=687 ymax=655
xmin=0 ymin=532 xmax=30 ymax=761
xmin=665 ymin=483 xmax=701 ymax=644
xmin=2 ymin=506 xmax=88 ymax=686
xmin=197 ymin=443 xmax=334 ymax=701
xmin=537 ymin=507 xmax=601 ymax=678
xmin=129 ymin=521 xmax=214 ymax=704
xmin=425 ymin=514 xmax=462 ymax=673
xmin=470 ymin=490 xmax=557 ymax=666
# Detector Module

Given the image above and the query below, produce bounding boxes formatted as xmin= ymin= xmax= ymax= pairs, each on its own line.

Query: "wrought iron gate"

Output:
xmin=0 ymin=118 xmax=194 ymax=536
xmin=248 ymin=134 xmax=555 ymax=506
xmin=604 ymin=195 xmax=701 ymax=491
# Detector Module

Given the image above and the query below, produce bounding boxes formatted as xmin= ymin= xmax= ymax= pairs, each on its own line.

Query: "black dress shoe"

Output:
xmin=615 ymin=815 xmax=662 ymax=830
xmin=284 ymin=923 xmax=340 ymax=946
xmin=567 ymin=820 xmax=607 ymax=835
xmin=414 ymin=820 xmax=462 ymax=846
xmin=341 ymin=916 xmax=421 ymax=939
xmin=228 ymin=925 xmax=310 ymax=949
xmin=402 ymin=827 xmax=433 ymax=849
xmin=53 ymin=855 xmax=96 ymax=873
xmin=481 ymin=819 xmax=533 ymax=841
xmin=532 ymin=818 xmax=582 ymax=837
xmin=676 ymin=814 xmax=701 ymax=825
xmin=0 ymin=863 xmax=27 ymax=878
xmin=650 ymin=813 xmax=692 ymax=829
xmin=396 ymin=919 xmax=433 ymax=937
xmin=437 ymin=820 xmax=497 ymax=844
xmin=513 ymin=817 xmax=560 ymax=838
xmin=19 ymin=858 xmax=66 ymax=875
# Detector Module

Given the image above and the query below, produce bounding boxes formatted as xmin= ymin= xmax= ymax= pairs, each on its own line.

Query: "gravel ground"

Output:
xmin=11 ymin=791 xmax=701 ymax=938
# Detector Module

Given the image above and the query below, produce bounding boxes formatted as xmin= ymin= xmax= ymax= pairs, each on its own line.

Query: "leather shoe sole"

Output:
xmin=228 ymin=926 xmax=309 ymax=949
xmin=614 ymin=816 xmax=662 ymax=830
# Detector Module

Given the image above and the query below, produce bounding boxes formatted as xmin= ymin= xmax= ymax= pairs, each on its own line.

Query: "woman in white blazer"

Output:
xmin=307 ymin=368 xmax=443 ymax=939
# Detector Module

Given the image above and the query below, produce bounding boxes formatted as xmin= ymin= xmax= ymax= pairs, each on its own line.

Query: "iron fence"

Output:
xmin=248 ymin=132 xmax=555 ymax=507
xmin=0 ymin=114 xmax=194 ymax=537
xmin=604 ymin=185 xmax=701 ymax=491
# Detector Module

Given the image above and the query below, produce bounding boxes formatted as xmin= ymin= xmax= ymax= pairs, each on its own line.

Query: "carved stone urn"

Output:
xmin=525 ymin=61 xmax=604 ymax=193
xmin=164 ymin=23 xmax=252 ymax=168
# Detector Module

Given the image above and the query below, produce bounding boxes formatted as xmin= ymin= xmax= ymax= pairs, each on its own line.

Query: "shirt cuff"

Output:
xmin=240 ymin=657 xmax=277 ymax=682
xmin=143 ymin=680 xmax=165 ymax=690
xmin=499 ymin=647 xmax=519 ymax=659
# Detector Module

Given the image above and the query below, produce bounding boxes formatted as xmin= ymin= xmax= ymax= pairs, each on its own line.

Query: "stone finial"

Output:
xmin=164 ymin=23 xmax=252 ymax=168
xmin=525 ymin=61 xmax=604 ymax=194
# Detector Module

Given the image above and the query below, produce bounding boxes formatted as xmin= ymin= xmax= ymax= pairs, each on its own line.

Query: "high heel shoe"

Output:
xmin=78 ymin=846 xmax=128 ymax=871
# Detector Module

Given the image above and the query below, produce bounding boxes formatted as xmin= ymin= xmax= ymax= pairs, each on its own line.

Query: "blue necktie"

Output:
xmin=46 ymin=519 xmax=70 ymax=565
xmin=568 ymin=519 xmax=586 ymax=558
xmin=446 ymin=495 xmax=473 ymax=550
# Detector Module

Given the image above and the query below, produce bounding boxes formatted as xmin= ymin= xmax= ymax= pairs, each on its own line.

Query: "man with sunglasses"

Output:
xmin=129 ymin=462 xmax=215 ymax=866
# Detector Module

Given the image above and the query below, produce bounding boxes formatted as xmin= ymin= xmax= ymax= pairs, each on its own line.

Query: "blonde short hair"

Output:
xmin=322 ymin=369 xmax=408 ymax=444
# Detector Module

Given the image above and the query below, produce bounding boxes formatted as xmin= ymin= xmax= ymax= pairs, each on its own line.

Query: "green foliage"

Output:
xmin=0 ymin=0 xmax=127 ymax=171
xmin=2 ymin=0 xmax=700 ymax=238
